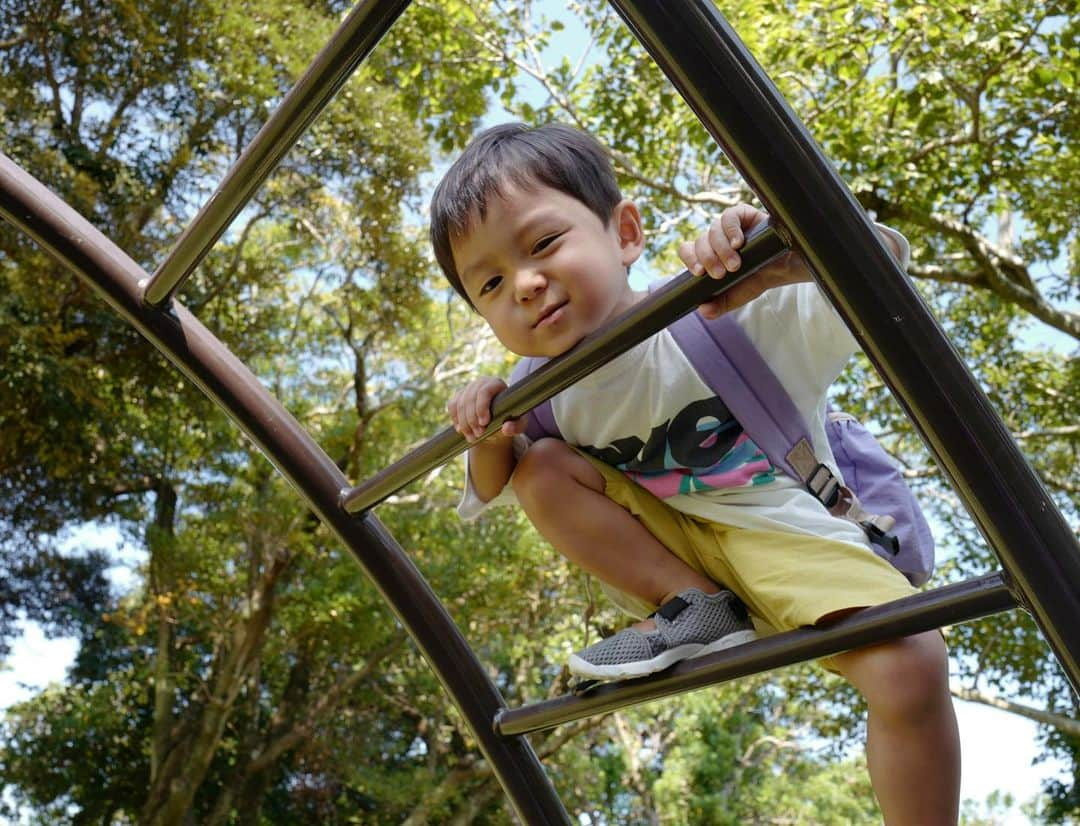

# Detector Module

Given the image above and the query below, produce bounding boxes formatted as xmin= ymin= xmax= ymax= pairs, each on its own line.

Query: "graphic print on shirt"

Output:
xmin=579 ymin=395 xmax=776 ymax=498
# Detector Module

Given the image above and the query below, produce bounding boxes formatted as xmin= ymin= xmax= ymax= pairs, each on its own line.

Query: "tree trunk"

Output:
xmin=148 ymin=482 xmax=178 ymax=786
xmin=140 ymin=554 xmax=289 ymax=825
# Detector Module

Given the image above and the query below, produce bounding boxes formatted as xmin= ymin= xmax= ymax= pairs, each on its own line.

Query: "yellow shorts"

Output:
xmin=577 ymin=450 xmax=917 ymax=637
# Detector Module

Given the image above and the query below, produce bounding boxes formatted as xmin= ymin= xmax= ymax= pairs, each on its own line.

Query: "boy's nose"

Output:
xmin=514 ymin=269 xmax=547 ymax=302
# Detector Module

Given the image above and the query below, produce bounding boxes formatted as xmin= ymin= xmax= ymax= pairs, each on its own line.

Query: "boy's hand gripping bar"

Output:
xmin=340 ymin=219 xmax=788 ymax=515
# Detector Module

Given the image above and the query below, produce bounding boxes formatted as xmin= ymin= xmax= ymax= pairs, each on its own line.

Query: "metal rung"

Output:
xmin=141 ymin=0 xmax=410 ymax=307
xmin=495 ymin=572 xmax=1017 ymax=736
xmin=339 ymin=221 xmax=788 ymax=514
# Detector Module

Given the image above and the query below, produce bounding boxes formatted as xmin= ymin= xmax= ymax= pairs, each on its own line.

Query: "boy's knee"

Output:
xmin=840 ymin=631 xmax=951 ymax=716
xmin=511 ymin=438 xmax=602 ymax=507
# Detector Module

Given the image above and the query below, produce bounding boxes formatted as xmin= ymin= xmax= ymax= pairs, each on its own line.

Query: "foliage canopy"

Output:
xmin=0 ymin=0 xmax=1076 ymax=823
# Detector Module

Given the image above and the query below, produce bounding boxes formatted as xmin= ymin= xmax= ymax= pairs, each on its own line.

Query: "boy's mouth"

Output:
xmin=533 ymin=301 xmax=568 ymax=328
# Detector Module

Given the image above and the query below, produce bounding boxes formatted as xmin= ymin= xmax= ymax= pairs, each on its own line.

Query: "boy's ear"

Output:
xmin=613 ymin=199 xmax=645 ymax=267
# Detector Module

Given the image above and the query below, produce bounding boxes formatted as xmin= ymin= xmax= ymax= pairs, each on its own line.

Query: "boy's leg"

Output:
xmin=511 ymin=438 xmax=755 ymax=680
xmin=830 ymin=630 xmax=960 ymax=826
xmin=543 ymin=446 xmax=960 ymax=821
xmin=696 ymin=522 xmax=960 ymax=825
xmin=511 ymin=437 xmax=717 ymax=610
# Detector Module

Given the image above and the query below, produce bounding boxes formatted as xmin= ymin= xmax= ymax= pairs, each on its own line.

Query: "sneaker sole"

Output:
xmin=568 ymin=629 xmax=757 ymax=681
xmin=688 ymin=628 xmax=758 ymax=660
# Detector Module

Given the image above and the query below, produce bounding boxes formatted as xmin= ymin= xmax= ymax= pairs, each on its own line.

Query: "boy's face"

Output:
xmin=451 ymin=182 xmax=644 ymax=358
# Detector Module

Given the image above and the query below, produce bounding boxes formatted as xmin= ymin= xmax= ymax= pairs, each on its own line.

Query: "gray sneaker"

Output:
xmin=568 ymin=589 xmax=756 ymax=681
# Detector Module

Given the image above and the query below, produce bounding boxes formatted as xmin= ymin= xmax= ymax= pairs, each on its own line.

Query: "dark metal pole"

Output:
xmin=340 ymin=222 xmax=788 ymax=514
xmin=141 ymin=0 xmax=411 ymax=307
xmin=497 ymin=573 xmax=1016 ymax=735
xmin=607 ymin=0 xmax=1080 ymax=692
xmin=0 ymin=152 xmax=572 ymax=825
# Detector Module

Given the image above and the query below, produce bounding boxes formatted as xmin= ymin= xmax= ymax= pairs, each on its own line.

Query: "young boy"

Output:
xmin=433 ymin=122 xmax=959 ymax=824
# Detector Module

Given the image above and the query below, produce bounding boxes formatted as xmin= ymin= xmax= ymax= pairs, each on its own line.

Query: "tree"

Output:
xmin=1 ymin=0 xmax=1076 ymax=822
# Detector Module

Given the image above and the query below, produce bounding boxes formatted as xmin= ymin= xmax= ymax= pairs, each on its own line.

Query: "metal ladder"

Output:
xmin=2 ymin=1 xmax=1076 ymax=822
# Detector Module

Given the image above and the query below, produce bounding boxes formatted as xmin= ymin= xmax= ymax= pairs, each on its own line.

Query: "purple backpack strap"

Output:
xmin=665 ymin=310 xmax=817 ymax=485
xmin=665 ymin=299 xmax=931 ymax=584
xmin=508 ymin=357 xmax=562 ymax=441
xmin=665 ymin=303 xmax=845 ymax=510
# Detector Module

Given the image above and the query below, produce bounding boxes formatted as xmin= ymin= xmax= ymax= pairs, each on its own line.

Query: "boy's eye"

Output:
xmin=478 ymin=275 xmax=502 ymax=296
xmin=531 ymin=233 xmax=561 ymax=255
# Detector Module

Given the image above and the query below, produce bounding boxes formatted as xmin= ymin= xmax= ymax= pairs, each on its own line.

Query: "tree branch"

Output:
xmin=953 ymin=685 xmax=1080 ymax=738
xmin=245 ymin=633 xmax=408 ymax=776
xmin=1015 ymin=425 xmax=1080 ymax=441
xmin=881 ymin=201 xmax=1080 ymax=341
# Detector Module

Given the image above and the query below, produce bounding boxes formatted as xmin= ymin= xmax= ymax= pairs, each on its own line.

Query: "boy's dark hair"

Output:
xmin=430 ymin=122 xmax=622 ymax=305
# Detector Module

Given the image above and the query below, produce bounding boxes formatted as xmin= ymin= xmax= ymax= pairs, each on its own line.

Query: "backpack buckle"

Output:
xmin=806 ymin=463 xmax=841 ymax=509
xmin=861 ymin=520 xmax=901 ymax=556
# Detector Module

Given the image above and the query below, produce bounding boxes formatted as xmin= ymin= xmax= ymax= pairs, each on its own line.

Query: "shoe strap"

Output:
xmin=653 ymin=596 xmax=690 ymax=622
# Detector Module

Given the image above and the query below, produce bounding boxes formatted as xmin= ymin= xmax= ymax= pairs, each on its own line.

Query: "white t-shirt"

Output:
xmin=459 ymin=227 xmax=910 ymax=551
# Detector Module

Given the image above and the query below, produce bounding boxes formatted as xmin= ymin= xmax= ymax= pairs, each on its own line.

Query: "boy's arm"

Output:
xmin=448 ymin=376 xmax=528 ymax=503
xmin=679 ymin=204 xmax=908 ymax=318
xmin=466 ymin=435 xmax=517 ymax=503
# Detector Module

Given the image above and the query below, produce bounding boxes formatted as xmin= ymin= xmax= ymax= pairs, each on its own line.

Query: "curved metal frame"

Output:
xmin=0 ymin=152 xmax=570 ymax=823
xmin=2 ymin=0 xmax=1077 ymax=820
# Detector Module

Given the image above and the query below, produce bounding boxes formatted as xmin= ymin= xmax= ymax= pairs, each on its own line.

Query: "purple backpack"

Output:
xmin=510 ymin=303 xmax=935 ymax=587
